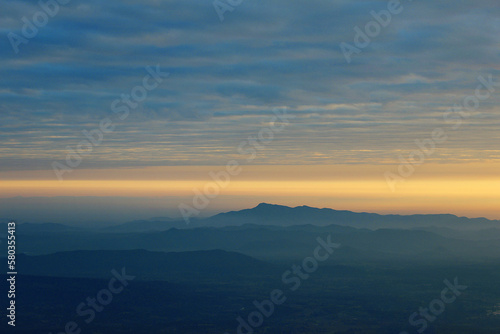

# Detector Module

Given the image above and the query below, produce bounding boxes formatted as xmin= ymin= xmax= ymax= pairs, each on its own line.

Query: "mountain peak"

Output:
xmin=253 ymin=203 xmax=291 ymax=211
xmin=255 ymin=202 xmax=278 ymax=208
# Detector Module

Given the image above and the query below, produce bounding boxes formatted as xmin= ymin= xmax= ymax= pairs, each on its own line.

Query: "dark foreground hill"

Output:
xmin=16 ymin=249 xmax=276 ymax=282
xmin=4 ymin=262 xmax=500 ymax=334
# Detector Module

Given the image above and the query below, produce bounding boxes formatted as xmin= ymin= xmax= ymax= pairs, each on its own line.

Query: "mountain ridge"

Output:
xmin=3 ymin=203 xmax=499 ymax=233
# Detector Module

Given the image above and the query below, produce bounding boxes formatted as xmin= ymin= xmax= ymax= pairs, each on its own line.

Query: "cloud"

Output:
xmin=0 ymin=0 xmax=499 ymax=170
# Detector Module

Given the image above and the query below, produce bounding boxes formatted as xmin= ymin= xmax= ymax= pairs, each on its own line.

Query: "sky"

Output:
xmin=0 ymin=0 xmax=499 ymax=224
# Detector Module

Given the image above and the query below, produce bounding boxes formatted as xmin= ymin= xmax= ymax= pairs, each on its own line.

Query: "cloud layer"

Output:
xmin=1 ymin=0 xmax=500 ymax=171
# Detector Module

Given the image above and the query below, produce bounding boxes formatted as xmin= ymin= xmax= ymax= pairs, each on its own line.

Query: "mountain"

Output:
xmin=5 ymin=204 xmax=500 ymax=263
xmin=8 ymin=222 xmax=500 ymax=262
xmin=203 ymin=203 xmax=500 ymax=230
xmin=17 ymin=249 xmax=275 ymax=282
xmin=92 ymin=203 xmax=500 ymax=233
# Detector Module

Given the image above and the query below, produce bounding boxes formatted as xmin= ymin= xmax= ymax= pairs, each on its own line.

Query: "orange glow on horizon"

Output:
xmin=0 ymin=163 xmax=499 ymax=220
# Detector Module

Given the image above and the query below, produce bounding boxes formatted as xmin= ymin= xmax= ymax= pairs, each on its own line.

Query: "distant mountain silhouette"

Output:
xmin=96 ymin=203 xmax=500 ymax=232
xmin=4 ymin=204 xmax=500 ymax=263
xmin=202 ymin=203 xmax=499 ymax=230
